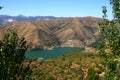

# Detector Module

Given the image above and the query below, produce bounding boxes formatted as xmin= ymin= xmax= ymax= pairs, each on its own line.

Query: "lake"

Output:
xmin=25 ymin=47 xmax=85 ymax=59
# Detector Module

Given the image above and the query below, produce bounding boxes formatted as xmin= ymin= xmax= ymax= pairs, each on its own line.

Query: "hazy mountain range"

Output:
xmin=0 ymin=15 xmax=58 ymax=25
xmin=0 ymin=15 xmax=102 ymax=49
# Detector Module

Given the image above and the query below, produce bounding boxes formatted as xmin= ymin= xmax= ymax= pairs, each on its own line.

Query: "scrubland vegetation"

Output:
xmin=29 ymin=52 xmax=105 ymax=80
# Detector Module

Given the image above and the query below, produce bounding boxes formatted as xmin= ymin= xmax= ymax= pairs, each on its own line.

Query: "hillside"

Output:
xmin=45 ymin=17 xmax=101 ymax=40
xmin=0 ymin=21 xmax=60 ymax=49
xmin=28 ymin=52 xmax=105 ymax=79
xmin=0 ymin=17 xmax=102 ymax=49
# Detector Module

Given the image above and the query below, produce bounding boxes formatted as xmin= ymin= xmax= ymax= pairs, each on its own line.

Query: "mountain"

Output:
xmin=0 ymin=15 xmax=57 ymax=25
xmin=0 ymin=16 xmax=102 ymax=49
xmin=42 ymin=17 xmax=102 ymax=47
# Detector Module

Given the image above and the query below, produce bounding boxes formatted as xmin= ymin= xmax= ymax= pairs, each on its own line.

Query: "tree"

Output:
xmin=0 ymin=29 xmax=33 ymax=80
xmin=99 ymin=0 xmax=120 ymax=79
xmin=0 ymin=6 xmax=3 ymax=9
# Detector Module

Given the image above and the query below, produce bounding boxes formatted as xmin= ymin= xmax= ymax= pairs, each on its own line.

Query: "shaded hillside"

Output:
xmin=0 ymin=17 xmax=102 ymax=49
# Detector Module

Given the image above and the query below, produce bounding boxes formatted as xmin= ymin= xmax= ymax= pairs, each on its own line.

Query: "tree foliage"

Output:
xmin=0 ymin=29 xmax=32 ymax=80
xmin=99 ymin=0 xmax=120 ymax=79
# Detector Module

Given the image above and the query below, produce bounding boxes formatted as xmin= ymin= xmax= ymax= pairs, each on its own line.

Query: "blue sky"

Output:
xmin=0 ymin=0 xmax=113 ymax=19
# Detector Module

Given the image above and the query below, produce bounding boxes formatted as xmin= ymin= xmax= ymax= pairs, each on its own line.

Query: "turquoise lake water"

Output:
xmin=25 ymin=47 xmax=84 ymax=59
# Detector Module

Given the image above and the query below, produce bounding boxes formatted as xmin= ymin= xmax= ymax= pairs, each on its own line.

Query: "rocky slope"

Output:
xmin=0 ymin=16 xmax=102 ymax=49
